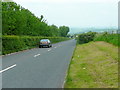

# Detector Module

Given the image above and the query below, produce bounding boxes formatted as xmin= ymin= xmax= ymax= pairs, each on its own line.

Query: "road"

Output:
xmin=2 ymin=39 xmax=76 ymax=88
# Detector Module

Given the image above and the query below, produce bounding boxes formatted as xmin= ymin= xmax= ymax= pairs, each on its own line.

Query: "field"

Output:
xmin=64 ymin=41 xmax=118 ymax=88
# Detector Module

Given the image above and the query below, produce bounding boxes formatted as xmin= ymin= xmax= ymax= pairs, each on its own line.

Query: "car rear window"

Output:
xmin=40 ymin=39 xmax=49 ymax=42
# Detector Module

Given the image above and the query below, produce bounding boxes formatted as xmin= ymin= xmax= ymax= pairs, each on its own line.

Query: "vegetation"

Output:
xmin=77 ymin=31 xmax=119 ymax=47
xmin=2 ymin=2 xmax=69 ymax=37
xmin=65 ymin=31 xmax=119 ymax=88
xmin=77 ymin=31 xmax=96 ymax=44
xmin=94 ymin=32 xmax=119 ymax=46
xmin=2 ymin=2 xmax=71 ymax=55
xmin=2 ymin=35 xmax=69 ymax=55
xmin=64 ymin=41 xmax=118 ymax=88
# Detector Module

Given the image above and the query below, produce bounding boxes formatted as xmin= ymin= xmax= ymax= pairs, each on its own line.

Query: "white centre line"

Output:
xmin=48 ymin=49 xmax=51 ymax=51
xmin=34 ymin=54 xmax=41 ymax=57
xmin=0 ymin=64 xmax=16 ymax=73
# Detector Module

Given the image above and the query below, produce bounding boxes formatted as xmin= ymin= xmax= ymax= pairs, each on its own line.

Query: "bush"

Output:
xmin=2 ymin=35 xmax=69 ymax=55
xmin=94 ymin=33 xmax=119 ymax=46
xmin=78 ymin=32 xmax=96 ymax=44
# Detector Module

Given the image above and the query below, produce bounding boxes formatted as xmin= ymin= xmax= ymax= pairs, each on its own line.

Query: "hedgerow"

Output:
xmin=94 ymin=33 xmax=119 ymax=46
xmin=77 ymin=31 xmax=119 ymax=46
xmin=77 ymin=32 xmax=96 ymax=44
xmin=2 ymin=35 xmax=69 ymax=55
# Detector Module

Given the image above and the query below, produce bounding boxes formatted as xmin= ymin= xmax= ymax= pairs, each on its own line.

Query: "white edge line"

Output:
xmin=0 ymin=64 xmax=16 ymax=73
xmin=62 ymin=70 xmax=68 ymax=88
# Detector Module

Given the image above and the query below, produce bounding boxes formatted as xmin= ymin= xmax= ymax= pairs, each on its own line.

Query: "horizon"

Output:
xmin=69 ymin=27 xmax=118 ymax=34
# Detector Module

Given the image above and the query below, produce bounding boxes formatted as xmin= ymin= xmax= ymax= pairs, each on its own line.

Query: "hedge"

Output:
xmin=2 ymin=35 xmax=70 ymax=55
xmin=94 ymin=33 xmax=119 ymax=46
xmin=77 ymin=32 xmax=96 ymax=44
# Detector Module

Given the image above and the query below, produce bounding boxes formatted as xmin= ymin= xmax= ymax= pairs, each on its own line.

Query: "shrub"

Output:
xmin=94 ymin=33 xmax=119 ymax=46
xmin=2 ymin=35 xmax=69 ymax=55
xmin=78 ymin=32 xmax=96 ymax=44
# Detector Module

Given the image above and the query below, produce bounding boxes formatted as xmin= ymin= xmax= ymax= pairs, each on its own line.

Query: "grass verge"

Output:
xmin=94 ymin=33 xmax=119 ymax=46
xmin=64 ymin=41 xmax=118 ymax=88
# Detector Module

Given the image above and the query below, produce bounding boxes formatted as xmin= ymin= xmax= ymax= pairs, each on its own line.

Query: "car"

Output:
xmin=39 ymin=39 xmax=52 ymax=48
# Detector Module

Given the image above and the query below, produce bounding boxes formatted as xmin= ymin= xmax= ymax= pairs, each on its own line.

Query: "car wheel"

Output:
xmin=39 ymin=45 xmax=42 ymax=48
xmin=48 ymin=45 xmax=50 ymax=48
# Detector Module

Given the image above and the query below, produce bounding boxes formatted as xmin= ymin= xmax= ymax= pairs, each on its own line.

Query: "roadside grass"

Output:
xmin=94 ymin=34 xmax=119 ymax=46
xmin=64 ymin=41 xmax=118 ymax=88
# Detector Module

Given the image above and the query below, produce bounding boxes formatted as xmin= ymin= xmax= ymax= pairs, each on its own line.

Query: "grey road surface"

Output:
xmin=2 ymin=39 xmax=76 ymax=88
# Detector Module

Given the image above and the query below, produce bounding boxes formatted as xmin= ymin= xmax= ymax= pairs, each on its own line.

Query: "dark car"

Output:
xmin=39 ymin=39 xmax=52 ymax=48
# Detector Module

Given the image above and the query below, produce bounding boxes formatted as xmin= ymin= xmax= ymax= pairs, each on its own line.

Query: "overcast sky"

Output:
xmin=14 ymin=0 xmax=118 ymax=29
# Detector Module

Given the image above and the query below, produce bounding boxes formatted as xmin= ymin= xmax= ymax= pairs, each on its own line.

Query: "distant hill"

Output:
xmin=69 ymin=27 xmax=118 ymax=34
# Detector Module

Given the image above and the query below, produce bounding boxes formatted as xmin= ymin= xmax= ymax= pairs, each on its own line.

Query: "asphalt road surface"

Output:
xmin=2 ymin=39 xmax=76 ymax=88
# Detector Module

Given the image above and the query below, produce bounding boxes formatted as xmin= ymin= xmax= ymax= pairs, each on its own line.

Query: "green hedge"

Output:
xmin=2 ymin=35 xmax=69 ymax=55
xmin=94 ymin=33 xmax=119 ymax=46
xmin=77 ymin=32 xmax=96 ymax=44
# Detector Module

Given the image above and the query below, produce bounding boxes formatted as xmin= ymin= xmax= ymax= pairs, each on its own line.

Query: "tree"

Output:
xmin=59 ymin=26 xmax=69 ymax=37
xmin=2 ymin=2 xmax=70 ymax=37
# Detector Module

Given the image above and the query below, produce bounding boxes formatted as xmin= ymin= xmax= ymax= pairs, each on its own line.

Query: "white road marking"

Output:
xmin=48 ymin=49 xmax=51 ymax=51
xmin=54 ymin=47 xmax=57 ymax=48
xmin=34 ymin=54 xmax=41 ymax=57
xmin=0 ymin=64 xmax=16 ymax=73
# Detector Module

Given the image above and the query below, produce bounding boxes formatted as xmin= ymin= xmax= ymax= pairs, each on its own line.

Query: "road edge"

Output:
xmin=62 ymin=40 xmax=77 ymax=88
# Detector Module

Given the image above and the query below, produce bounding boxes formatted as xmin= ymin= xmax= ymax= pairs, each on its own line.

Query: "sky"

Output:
xmin=13 ymin=0 xmax=119 ymax=33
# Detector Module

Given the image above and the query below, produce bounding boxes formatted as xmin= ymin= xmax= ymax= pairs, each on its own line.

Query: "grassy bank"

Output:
xmin=64 ymin=41 xmax=118 ymax=88
xmin=77 ymin=32 xmax=119 ymax=47
xmin=94 ymin=33 xmax=119 ymax=46
xmin=2 ymin=35 xmax=70 ymax=55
